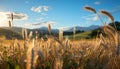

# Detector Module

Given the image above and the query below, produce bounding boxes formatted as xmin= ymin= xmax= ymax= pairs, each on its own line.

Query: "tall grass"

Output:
xmin=48 ymin=24 xmax=51 ymax=35
xmin=59 ymin=29 xmax=63 ymax=41
xmin=0 ymin=6 xmax=120 ymax=69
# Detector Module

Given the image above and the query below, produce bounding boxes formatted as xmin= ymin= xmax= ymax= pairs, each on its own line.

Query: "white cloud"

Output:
xmin=23 ymin=21 xmax=57 ymax=29
xmin=0 ymin=12 xmax=28 ymax=27
xmin=94 ymin=1 xmax=101 ymax=5
xmin=31 ymin=21 xmax=57 ymax=26
xmin=43 ymin=6 xmax=49 ymax=11
xmin=6 ymin=12 xmax=28 ymax=20
xmin=31 ymin=5 xmax=50 ymax=13
xmin=93 ymin=15 xmax=99 ymax=21
xmin=31 ymin=6 xmax=42 ymax=13
xmin=0 ymin=12 xmax=8 ymax=26
xmin=82 ymin=14 xmax=99 ymax=21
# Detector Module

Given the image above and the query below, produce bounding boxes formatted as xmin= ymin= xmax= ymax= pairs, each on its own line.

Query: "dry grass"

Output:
xmin=0 ymin=35 xmax=119 ymax=69
xmin=0 ymin=6 xmax=119 ymax=69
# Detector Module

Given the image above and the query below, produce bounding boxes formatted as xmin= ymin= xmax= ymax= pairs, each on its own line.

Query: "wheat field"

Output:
xmin=0 ymin=6 xmax=120 ymax=69
xmin=0 ymin=35 xmax=120 ymax=69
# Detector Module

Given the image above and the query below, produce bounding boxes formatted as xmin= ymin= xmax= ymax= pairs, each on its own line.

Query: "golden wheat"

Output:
xmin=100 ymin=10 xmax=114 ymax=22
xmin=59 ymin=29 xmax=63 ymax=41
xmin=84 ymin=6 xmax=96 ymax=13
xmin=22 ymin=28 xmax=27 ymax=40
xmin=11 ymin=13 xmax=14 ymax=21
xmin=48 ymin=23 xmax=51 ymax=34
xmin=8 ymin=20 xmax=12 ymax=28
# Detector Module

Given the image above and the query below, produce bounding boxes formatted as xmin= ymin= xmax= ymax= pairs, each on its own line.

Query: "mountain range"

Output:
xmin=0 ymin=25 xmax=101 ymax=39
xmin=62 ymin=25 xmax=101 ymax=32
xmin=1 ymin=25 xmax=101 ymax=33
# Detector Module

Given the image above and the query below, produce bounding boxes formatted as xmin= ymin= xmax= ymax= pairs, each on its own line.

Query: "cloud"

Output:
xmin=0 ymin=12 xmax=28 ymax=27
xmin=6 ymin=12 xmax=28 ymax=20
xmin=94 ymin=1 xmax=101 ymax=5
xmin=31 ymin=21 xmax=57 ymax=26
xmin=43 ymin=6 xmax=49 ymax=11
xmin=24 ymin=21 xmax=57 ymax=29
xmin=93 ymin=15 xmax=99 ymax=21
xmin=82 ymin=14 xmax=99 ymax=21
xmin=31 ymin=6 xmax=42 ymax=13
xmin=31 ymin=5 xmax=50 ymax=13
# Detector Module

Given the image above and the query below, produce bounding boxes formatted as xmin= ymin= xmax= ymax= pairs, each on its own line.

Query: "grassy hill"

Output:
xmin=0 ymin=27 xmax=22 ymax=39
xmin=64 ymin=30 xmax=92 ymax=40
xmin=66 ymin=28 xmax=102 ymax=40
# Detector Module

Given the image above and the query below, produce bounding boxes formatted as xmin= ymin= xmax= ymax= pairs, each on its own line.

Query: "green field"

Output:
xmin=65 ymin=30 xmax=92 ymax=40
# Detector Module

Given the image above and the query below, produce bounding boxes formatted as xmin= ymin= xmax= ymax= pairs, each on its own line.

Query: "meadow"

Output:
xmin=0 ymin=6 xmax=120 ymax=69
xmin=0 ymin=34 xmax=120 ymax=69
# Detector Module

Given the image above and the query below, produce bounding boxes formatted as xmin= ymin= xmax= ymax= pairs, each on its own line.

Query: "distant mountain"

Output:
xmin=1 ymin=25 xmax=100 ymax=35
xmin=35 ymin=27 xmax=59 ymax=34
xmin=63 ymin=25 xmax=101 ymax=32
xmin=0 ymin=25 xmax=100 ymax=39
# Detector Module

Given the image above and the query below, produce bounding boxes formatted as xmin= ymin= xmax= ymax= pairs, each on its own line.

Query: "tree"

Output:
xmin=109 ymin=21 xmax=120 ymax=31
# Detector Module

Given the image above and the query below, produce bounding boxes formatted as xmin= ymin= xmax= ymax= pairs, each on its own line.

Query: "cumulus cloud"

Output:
xmin=94 ymin=1 xmax=101 ymax=5
xmin=31 ymin=5 xmax=50 ymax=13
xmin=43 ymin=6 xmax=49 ymax=11
xmin=31 ymin=6 xmax=42 ymax=13
xmin=0 ymin=12 xmax=28 ymax=27
xmin=6 ymin=12 xmax=28 ymax=20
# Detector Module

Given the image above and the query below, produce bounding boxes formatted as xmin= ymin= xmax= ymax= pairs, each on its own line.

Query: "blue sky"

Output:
xmin=0 ymin=0 xmax=120 ymax=29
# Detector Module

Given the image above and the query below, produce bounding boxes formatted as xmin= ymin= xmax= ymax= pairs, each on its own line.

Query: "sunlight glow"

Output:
xmin=0 ymin=12 xmax=9 ymax=26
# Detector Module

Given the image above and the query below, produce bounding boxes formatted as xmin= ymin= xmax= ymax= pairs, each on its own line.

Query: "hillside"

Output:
xmin=67 ymin=30 xmax=92 ymax=40
xmin=0 ymin=27 xmax=22 ymax=39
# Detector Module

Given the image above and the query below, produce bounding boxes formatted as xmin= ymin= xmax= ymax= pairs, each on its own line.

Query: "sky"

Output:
xmin=0 ymin=0 xmax=120 ymax=29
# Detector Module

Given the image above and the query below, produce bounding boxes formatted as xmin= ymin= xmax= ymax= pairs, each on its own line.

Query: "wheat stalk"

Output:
xmin=84 ymin=6 xmax=104 ymax=25
xmin=100 ymin=10 xmax=117 ymax=29
xmin=48 ymin=23 xmax=51 ymax=35
xmin=26 ymin=39 xmax=35 ymax=69
xmin=103 ymin=23 xmax=119 ymax=55
xmin=22 ymin=28 xmax=27 ymax=40
xmin=59 ymin=29 xmax=63 ymax=41
xmin=101 ymin=10 xmax=119 ymax=55
xmin=100 ymin=10 xmax=114 ymax=22
xmin=35 ymin=31 xmax=38 ymax=39
xmin=28 ymin=31 xmax=33 ymax=39
xmin=84 ymin=6 xmax=96 ymax=13
xmin=11 ymin=13 xmax=14 ymax=21
xmin=8 ymin=20 xmax=12 ymax=28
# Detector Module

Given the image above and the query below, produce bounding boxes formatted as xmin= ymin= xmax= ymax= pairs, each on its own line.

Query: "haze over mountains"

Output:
xmin=1 ymin=25 xmax=101 ymax=34
xmin=63 ymin=25 xmax=100 ymax=32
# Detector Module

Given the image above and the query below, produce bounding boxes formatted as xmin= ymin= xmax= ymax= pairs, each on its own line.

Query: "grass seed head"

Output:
xmin=100 ymin=10 xmax=114 ymax=22
xmin=84 ymin=6 xmax=96 ymax=13
xmin=8 ymin=20 xmax=12 ymax=28
xmin=11 ymin=13 xmax=14 ymax=21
